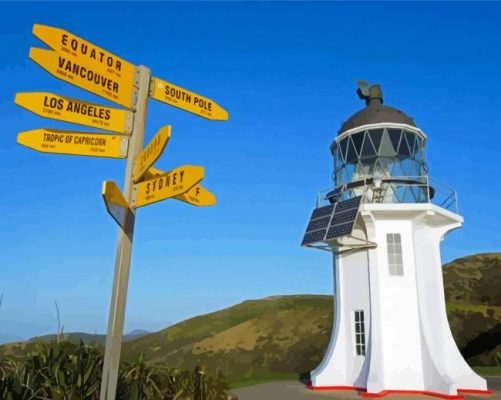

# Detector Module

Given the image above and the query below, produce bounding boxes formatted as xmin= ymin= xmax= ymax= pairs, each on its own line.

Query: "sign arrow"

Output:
xmin=132 ymin=165 xmax=204 ymax=208
xmin=133 ymin=125 xmax=171 ymax=183
xmin=102 ymin=181 xmax=134 ymax=231
xmin=32 ymin=24 xmax=137 ymax=109
xmin=17 ymin=128 xmax=128 ymax=158
xmin=29 ymin=47 xmax=137 ymax=109
xmin=140 ymin=167 xmax=216 ymax=207
xmin=150 ymin=77 xmax=228 ymax=121
xmin=15 ymin=92 xmax=133 ymax=134
xmin=174 ymin=184 xmax=216 ymax=207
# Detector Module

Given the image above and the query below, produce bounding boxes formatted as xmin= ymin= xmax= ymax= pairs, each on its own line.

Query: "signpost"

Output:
xmin=174 ymin=184 xmax=216 ymax=207
xmin=32 ymin=23 xmax=137 ymax=109
xmin=102 ymin=181 xmax=133 ymax=231
xmin=17 ymin=128 xmax=128 ymax=158
xmin=32 ymin=24 xmax=136 ymax=84
xmin=150 ymin=77 xmax=229 ymax=121
xmin=141 ymin=167 xmax=216 ymax=207
xmin=133 ymin=165 xmax=204 ymax=208
xmin=15 ymin=23 xmax=227 ymax=400
xmin=15 ymin=92 xmax=133 ymax=134
xmin=133 ymin=125 xmax=171 ymax=183
xmin=29 ymin=47 xmax=137 ymax=109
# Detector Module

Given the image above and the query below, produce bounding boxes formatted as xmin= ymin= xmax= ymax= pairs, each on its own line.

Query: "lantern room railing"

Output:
xmin=317 ymin=176 xmax=458 ymax=214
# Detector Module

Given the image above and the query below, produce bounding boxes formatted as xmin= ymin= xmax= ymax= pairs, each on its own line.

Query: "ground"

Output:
xmin=232 ymin=380 xmax=501 ymax=400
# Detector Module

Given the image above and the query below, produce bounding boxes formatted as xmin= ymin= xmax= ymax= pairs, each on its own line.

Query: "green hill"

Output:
xmin=121 ymin=253 xmax=501 ymax=381
xmin=443 ymin=252 xmax=501 ymax=306
xmin=443 ymin=253 xmax=501 ymax=366
xmin=27 ymin=329 xmax=150 ymax=345
xmin=121 ymin=295 xmax=333 ymax=382
xmin=2 ymin=253 xmax=500 ymax=384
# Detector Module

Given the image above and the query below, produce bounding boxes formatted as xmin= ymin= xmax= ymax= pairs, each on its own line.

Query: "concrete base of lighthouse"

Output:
xmin=309 ymin=203 xmax=490 ymax=398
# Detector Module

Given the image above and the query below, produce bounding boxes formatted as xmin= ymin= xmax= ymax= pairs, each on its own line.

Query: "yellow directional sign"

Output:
xmin=32 ymin=24 xmax=137 ymax=108
xmin=29 ymin=47 xmax=137 ymax=109
xmin=133 ymin=165 xmax=204 ymax=208
xmin=174 ymin=184 xmax=216 ymax=207
xmin=133 ymin=125 xmax=171 ymax=183
xmin=17 ymin=128 xmax=128 ymax=158
xmin=150 ymin=77 xmax=228 ymax=121
xmin=140 ymin=167 xmax=164 ymax=182
xmin=138 ymin=167 xmax=215 ymax=207
xmin=102 ymin=181 xmax=133 ymax=231
xmin=14 ymin=92 xmax=133 ymax=134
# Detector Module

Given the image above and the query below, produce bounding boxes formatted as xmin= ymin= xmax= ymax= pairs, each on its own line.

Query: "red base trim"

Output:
xmin=306 ymin=384 xmax=493 ymax=399
xmin=360 ymin=390 xmax=463 ymax=399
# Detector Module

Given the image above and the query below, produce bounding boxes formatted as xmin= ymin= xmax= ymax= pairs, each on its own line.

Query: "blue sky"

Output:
xmin=0 ymin=2 xmax=500 ymax=342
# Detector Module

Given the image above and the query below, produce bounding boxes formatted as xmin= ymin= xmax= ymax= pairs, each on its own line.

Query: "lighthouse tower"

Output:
xmin=301 ymin=83 xmax=491 ymax=399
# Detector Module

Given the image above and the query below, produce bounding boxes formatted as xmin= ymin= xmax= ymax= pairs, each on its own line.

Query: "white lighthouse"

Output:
xmin=302 ymin=83 xmax=491 ymax=399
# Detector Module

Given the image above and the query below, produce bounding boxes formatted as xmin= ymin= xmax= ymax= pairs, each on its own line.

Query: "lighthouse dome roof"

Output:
xmin=338 ymin=83 xmax=416 ymax=135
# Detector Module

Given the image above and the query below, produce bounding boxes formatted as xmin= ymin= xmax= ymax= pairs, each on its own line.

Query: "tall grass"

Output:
xmin=0 ymin=340 xmax=228 ymax=399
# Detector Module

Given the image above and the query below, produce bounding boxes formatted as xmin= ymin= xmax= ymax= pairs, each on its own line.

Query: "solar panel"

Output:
xmin=335 ymin=196 xmax=362 ymax=213
xmin=330 ymin=208 xmax=358 ymax=225
xmin=311 ymin=204 xmax=335 ymax=220
xmin=306 ymin=216 xmax=331 ymax=231
xmin=302 ymin=195 xmax=362 ymax=246
xmin=302 ymin=229 xmax=327 ymax=246
xmin=326 ymin=223 xmax=353 ymax=239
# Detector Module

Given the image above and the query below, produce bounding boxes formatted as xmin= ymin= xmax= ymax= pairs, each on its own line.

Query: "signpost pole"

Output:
xmin=100 ymin=65 xmax=150 ymax=400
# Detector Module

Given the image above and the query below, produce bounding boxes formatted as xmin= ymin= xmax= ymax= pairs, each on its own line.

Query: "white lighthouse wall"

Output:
xmin=311 ymin=243 xmax=371 ymax=388
xmin=365 ymin=218 xmax=425 ymax=392
xmin=413 ymin=215 xmax=487 ymax=393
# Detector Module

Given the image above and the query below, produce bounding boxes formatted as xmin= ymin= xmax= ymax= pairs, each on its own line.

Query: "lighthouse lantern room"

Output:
xmin=301 ymin=82 xmax=491 ymax=399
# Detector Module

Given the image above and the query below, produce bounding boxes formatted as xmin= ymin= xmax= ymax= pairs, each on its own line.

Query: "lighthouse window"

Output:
xmin=353 ymin=310 xmax=366 ymax=356
xmin=386 ymin=233 xmax=404 ymax=276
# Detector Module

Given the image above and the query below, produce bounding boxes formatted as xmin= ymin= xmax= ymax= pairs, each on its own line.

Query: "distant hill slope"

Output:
xmin=442 ymin=253 xmax=501 ymax=366
xmin=122 ymin=295 xmax=333 ymax=379
xmin=2 ymin=253 xmax=499 ymax=381
xmin=443 ymin=252 xmax=501 ymax=306
xmin=0 ymin=330 xmax=150 ymax=359
xmin=122 ymin=253 xmax=501 ymax=379
xmin=27 ymin=330 xmax=150 ymax=345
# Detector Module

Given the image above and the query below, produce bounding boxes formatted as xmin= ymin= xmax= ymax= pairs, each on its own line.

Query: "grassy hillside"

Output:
xmin=121 ymin=295 xmax=333 ymax=382
xmin=443 ymin=253 xmax=501 ymax=306
xmin=2 ymin=253 xmax=500 ymax=385
xmin=443 ymin=253 xmax=501 ymax=367
xmin=27 ymin=329 xmax=150 ymax=345
xmin=121 ymin=253 xmax=501 ymax=382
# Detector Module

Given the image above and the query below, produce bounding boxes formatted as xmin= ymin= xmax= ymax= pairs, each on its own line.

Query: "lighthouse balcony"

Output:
xmin=319 ymin=175 xmax=458 ymax=214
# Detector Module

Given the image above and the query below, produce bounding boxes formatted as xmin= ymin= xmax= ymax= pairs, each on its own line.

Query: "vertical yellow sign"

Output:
xmin=133 ymin=126 xmax=171 ymax=183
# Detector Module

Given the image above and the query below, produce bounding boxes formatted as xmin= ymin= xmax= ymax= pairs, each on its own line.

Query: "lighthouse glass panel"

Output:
xmin=332 ymin=127 xmax=428 ymax=204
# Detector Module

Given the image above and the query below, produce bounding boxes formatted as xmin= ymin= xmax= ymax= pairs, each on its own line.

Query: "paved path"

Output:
xmin=232 ymin=380 xmax=501 ymax=400
xmin=487 ymin=377 xmax=501 ymax=391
